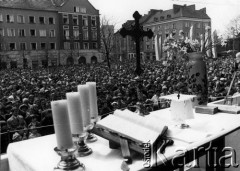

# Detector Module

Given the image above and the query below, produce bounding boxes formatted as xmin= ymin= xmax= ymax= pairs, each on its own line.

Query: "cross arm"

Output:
xmin=119 ymin=27 xmax=134 ymax=38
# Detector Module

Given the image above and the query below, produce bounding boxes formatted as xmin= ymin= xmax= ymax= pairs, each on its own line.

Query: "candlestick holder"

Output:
xmin=54 ymin=146 xmax=85 ymax=171
xmin=73 ymin=133 xmax=92 ymax=157
xmin=86 ymin=117 xmax=99 ymax=142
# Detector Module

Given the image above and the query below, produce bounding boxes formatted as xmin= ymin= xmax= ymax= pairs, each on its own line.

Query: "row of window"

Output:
xmin=63 ymin=29 xmax=97 ymax=40
xmin=63 ymin=42 xmax=98 ymax=50
xmin=149 ymin=22 xmax=209 ymax=32
xmin=63 ymin=14 xmax=97 ymax=27
xmin=0 ymin=42 xmax=98 ymax=51
xmin=0 ymin=14 xmax=55 ymax=24
xmin=1 ymin=42 xmax=56 ymax=51
xmin=0 ymin=28 xmax=56 ymax=37
xmin=154 ymin=15 xmax=172 ymax=22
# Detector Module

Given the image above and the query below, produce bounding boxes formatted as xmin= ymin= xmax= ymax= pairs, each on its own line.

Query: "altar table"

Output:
xmin=7 ymin=108 xmax=240 ymax=171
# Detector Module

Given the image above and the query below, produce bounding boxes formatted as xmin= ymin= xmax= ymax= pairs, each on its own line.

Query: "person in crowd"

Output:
xmin=151 ymin=90 xmax=161 ymax=111
xmin=28 ymin=126 xmax=41 ymax=139
xmin=7 ymin=107 xmax=26 ymax=131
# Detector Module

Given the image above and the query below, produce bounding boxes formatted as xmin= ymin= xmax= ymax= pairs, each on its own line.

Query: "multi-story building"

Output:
xmin=114 ymin=4 xmax=211 ymax=61
xmin=0 ymin=0 xmax=101 ymax=69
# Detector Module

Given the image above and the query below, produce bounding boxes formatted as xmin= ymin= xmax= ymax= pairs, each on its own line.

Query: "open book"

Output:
xmin=96 ymin=109 xmax=167 ymax=144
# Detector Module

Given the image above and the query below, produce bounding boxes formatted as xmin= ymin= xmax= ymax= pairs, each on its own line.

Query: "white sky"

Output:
xmin=88 ymin=0 xmax=240 ymax=35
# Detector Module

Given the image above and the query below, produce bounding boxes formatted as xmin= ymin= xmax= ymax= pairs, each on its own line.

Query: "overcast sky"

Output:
xmin=88 ymin=0 xmax=240 ymax=34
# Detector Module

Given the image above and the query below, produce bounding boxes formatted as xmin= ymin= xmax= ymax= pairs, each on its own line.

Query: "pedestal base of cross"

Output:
xmin=120 ymin=11 xmax=153 ymax=76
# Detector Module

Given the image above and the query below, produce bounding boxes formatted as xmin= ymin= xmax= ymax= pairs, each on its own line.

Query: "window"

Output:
xmin=92 ymin=42 xmax=97 ymax=49
xmin=50 ymin=43 xmax=55 ymax=50
xmin=29 ymin=16 xmax=35 ymax=24
xmin=173 ymin=23 xmax=176 ymax=29
xmin=80 ymin=8 xmax=86 ymax=13
xmin=9 ymin=43 xmax=16 ymax=50
xmin=39 ymin=17 xmax=45 ymax=24
xmin=74 ymin=42 xmax=80 ymax=49
xmin=31 ymin=43 xmax=37 ymax=50
xmin=64 ymin=42 xmax=70 ymax=49
xmin=83 ymin=42 xmax=89 ymax=49
xmin=91 ymin=16 xmax=96 ymax=27
xmin=49 ymin=29 xmax=55 ymax=37
xmin=154 ymin=17 xmax=158 ymax=22
xmin=63 ymin=29 xmax=69 ymax=39
xmin=7 ymin=28 xmax=15 ymax=36
xmin=7 ymin=14 xmax=14 ymax=23
xmin=82 ymin=16 xmax=88 ymax=27
xmin=74 ymin=6 xmax=80 ymax=12
xmin=204 ymin=23 xmax=209 ymax=28
xmin=160 ymin=16 xmax=164 ymax=20
xmin=91 ymin=30 xmax=97 ymax=40
xmin=30 ymin=29 xmax=36 ymax=36
xmin=167 ymin=15 xmax=171 ymax=19
xmin=63 ymin=14 xmax=69 ymax=24
xmin=83 ymin=29 xmax=88 ymax=40
xmin=39 ymin=30 xmax=47 ymax=37
xmin=0 ymin=28 xmax=4 ymax=36
xmin=40 ymin=43 xmax=46 ymax=50
xmin=146 ymin=44 xmax=150 ymax=50
xmin=49 ymin=17 xmax=54 ymax=24
xmin=0 ymin=43 xmax=3 ymax=51
xmin=73 ymin=15 xmax=79 ymax=25
xmin=185 ymin=22 xmax=190 ymax=27
xmin=18 ymin=29 xmax=25 ymax=37
xmin=20 ymin=42 xmax=26 ymax=50
xmin=73 ymin=29 xmax=79 ymax=39
xmin=17 ymin=15 xmax=25 ymax=23
xmin=197 ymin=23 xmax=201 ymax=28
xmin=0 ymin=14 xmax=3 ymax=22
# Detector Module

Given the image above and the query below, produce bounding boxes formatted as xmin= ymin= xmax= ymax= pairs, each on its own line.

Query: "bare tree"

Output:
xmin=224 ymin=15 xmax=240 ymax=38
xmin=100 ymin=16 xmax=116 ymax=76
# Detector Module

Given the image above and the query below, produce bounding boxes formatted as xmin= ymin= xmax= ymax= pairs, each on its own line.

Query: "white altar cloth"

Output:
xmin=7 ymin=108 xmax=240 ymax=171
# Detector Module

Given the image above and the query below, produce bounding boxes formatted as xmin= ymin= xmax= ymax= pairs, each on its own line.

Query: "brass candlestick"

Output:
xmin=73 ymin=133 xmax=92 ymax=157
xmin=86 ymin=117 xmax=99 ymax=142
xmin=54 ymin=146 xmax=85 ymax=171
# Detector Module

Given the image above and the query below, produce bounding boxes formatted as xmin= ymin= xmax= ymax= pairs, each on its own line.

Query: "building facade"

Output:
xmin=114 ymin=4 xmax=211 ymax=61
xmin=0 ymin=0 xmax=102 ymax=69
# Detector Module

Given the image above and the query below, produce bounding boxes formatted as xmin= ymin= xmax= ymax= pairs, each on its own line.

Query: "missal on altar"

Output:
xmin=96 ymin=109 xmax=168 ymax=144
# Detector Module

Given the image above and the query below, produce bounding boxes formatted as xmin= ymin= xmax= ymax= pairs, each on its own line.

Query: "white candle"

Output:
xmin=51 ymin=100 xmax=73 ymax=150
xmin=86 ymin=82 xmax=98 ymax=120
xmin=66 ymin=92 xmax=84 ymax=134
xmin=78 ymin=85 xmax=91 ymax=127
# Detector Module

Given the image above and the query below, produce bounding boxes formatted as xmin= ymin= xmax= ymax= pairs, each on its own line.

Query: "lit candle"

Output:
xmin=66 ymin=92 xmax=84 ymax=135
xmin=86 ymin=82 xmax=98 ymax=120
xmin=78 ymin=85 xmax=91 ymax=127
xmin=51 ymin=100 xmax=73 ymax=150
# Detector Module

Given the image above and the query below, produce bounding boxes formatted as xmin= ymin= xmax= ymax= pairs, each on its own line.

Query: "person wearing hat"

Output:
xmin=19 ymin=104 xmax=29 ymax=118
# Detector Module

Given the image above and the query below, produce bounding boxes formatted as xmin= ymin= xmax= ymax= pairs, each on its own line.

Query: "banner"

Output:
xmin=154 ymin=35 xmax=160 ymax=61
xmin=159 ymin=35 xmax=162 ymax=60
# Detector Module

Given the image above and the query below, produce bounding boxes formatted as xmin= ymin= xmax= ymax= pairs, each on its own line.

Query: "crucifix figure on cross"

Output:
xmin=120 ymin=11 xmax=154 ymax=76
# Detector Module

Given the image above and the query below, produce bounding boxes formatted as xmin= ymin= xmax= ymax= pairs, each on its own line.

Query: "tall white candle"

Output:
xmin=78 ymin=85 xmax=91 ymax=127
xmin=51 ymin=100 xmax=73 ymax=150
xmin=86 ymin=82 xmax=98 ymax=120
xmin=66 ymin=92 xmax=84 ymax=134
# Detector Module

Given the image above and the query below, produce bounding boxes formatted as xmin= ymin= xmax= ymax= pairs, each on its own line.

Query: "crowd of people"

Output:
xmin=0 ymin=55 xmax=240 ymax=153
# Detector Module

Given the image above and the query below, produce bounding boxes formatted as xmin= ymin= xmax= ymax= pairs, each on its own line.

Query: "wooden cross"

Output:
xmin=120 ymin=11 xmax=153 ymax=76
